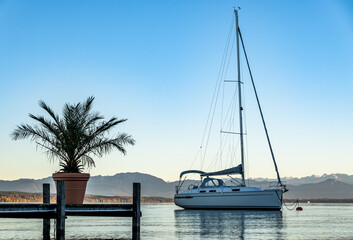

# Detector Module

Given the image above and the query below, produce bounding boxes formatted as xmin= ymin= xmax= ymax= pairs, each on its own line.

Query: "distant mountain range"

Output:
xmin=280 ymin=173 xmax=353 ymax=186
xmin=1 ymin=172 xmax=353 ymax=199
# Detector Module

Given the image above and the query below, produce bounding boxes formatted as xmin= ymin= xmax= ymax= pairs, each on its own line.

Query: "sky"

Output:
xmin=0 ymin=0 xmax=352 ymax=182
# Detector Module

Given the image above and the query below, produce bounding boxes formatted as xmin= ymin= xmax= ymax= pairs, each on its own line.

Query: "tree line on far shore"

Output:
xmin=0 ymin=191 xmax=172 ymax=203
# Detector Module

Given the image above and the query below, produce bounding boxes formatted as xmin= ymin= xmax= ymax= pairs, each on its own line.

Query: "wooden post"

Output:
xmin=56 ymin=180 xmax=65 ymax=240
xmin=132 ymin=182 xmax=141 ymax=240
xmin=42 ymin=183 xmax=50 ymax=240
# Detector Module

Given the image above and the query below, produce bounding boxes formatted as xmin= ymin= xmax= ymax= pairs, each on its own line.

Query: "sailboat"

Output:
xmin=174 ymin=9 xmax=288 ymax=210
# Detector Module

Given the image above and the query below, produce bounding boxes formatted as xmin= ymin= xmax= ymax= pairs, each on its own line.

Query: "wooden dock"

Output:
xmin=0 ymin=181 xmax=141 ymax=240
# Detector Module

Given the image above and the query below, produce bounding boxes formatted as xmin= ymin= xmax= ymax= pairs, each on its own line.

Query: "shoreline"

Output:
xmin=2 ymin=191 xmax=353 ymax=203
xmin=0 ymin=191 xmax=172 ymax=203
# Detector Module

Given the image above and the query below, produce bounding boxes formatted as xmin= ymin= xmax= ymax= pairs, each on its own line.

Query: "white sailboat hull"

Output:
xmin=174 ymin=189 xmax=283 ymax=210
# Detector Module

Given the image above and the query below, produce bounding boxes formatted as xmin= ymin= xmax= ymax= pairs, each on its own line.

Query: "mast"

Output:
xmin=235 ymin=9 xmax=245 ymax=186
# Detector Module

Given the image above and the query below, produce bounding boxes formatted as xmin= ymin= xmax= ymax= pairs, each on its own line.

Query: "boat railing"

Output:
xmin=269 ymin=181 xmax=287 ymax=189
xmin=187 ymin=182 xmax=200 ymax=190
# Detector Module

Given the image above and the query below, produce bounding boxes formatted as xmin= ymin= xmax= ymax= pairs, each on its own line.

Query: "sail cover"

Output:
xmin=201 ymin=164 xmax=242 ymax=177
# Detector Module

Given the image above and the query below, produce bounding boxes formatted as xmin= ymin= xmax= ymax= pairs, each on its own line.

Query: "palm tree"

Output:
xmin=11 ymin=96 xmax=135 ymax=173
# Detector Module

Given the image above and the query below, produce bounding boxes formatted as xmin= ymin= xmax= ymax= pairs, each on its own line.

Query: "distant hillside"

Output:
xmin=253 ymin=173 xmax=353 ymax=186
xmin=86 ymin=172 xmax=174 ymax=197
xmin=0 ymin=173 xmax=175 ymax=197
xmin=0 ymin=177 xmax=53 ymax=193
xmin=285 ymin=179 xmax=353 ymax=199
xmin=1 ymin=172 xmax=353 ymax=199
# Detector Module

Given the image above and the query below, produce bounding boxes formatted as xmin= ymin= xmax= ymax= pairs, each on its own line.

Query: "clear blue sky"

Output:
xmin=0 ymin=0 xmax=352 ymax=181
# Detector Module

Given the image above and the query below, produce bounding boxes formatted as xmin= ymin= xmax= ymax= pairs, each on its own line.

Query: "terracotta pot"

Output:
xmin=52 ymin=173 xmax=90 ymax=204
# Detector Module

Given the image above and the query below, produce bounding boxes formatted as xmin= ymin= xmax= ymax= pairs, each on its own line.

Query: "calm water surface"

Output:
xmin=0 ymin=203 xmax=352 ymax=239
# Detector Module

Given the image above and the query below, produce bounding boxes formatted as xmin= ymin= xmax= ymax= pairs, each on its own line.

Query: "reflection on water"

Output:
xmin=174 ymin=209 xmax=284 ymax=239
xmin=2 ymin=203 xmax=353 ymax=239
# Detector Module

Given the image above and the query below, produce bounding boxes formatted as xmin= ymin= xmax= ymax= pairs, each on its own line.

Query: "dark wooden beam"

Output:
xmin=56 ymin=180 xmax=65 ymax=240
xmin=0 ymin=211 xmax=56 ymax=218
xmin=43 ymin=183 xmax=51 ymax=240
xmin=132 ymin=182 xmax=141 ymax=240
xmin=66 ymin=203 xmax=133 ymax=210
xmin=66 ymin=210 xmax=134 ymax=217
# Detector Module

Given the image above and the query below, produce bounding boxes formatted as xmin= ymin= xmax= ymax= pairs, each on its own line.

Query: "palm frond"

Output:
xmin=28 ymin=114 xmax=60 ymax=139
xmin=80 ymin=155 xmax=96 ymax=169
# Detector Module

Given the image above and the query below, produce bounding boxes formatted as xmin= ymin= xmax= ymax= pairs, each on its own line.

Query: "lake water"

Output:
xmin=0 ymin=203 xmax=353 ymax=239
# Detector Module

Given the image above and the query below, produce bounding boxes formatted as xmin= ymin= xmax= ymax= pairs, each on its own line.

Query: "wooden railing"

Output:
xmin=0 ymin=181 xmax=141 ymax=240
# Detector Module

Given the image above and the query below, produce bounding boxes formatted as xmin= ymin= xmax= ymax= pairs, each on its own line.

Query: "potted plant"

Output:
xmin=11 ymin=96 xmax=135 ymax=204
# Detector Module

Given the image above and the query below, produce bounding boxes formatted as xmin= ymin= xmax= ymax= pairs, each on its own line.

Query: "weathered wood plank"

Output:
xmin=0 ymin=203 xmax=134 ymax=217
xmin=56 ymin=180 xmax=65 ymax=240
xmin=132 ymin=182 xmax=141 ymax=240
xmin=66 ymin=203 xmax=133 ymax=210
xmin=0 ymin=211 xmax=56 ymax=218
xmin=66 ymin=210 xmax=134 ymax=217
xmin=43 ymin=183 xmax=50 ymax=240
xmin=0 ymin=203 xmax=56 ymax=211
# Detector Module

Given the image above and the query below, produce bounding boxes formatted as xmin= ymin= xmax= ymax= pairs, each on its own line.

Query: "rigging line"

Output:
xmin=206 ymin=121 xmax=237 ymax=172
xmin=212 ymin=105 xmax=235 ymax=171
xmin=217 ymin=87 xmax=239 ymax=171
xmin=228 ymin=136 xmax=234 ymax=170
xmin=200 ymin=18 xmax=234 ymax=168
xmin=226 ymin=141 xmax=231 ymax=169
xmin=219 ymin=38 xmax=235 ymax=168
xmin=228 ymin=91 xmax=235 ymax=169
xmin=211 ymin=129 xmax=227 ymax=171
xmin=200 ymin=145 xmax=202 ymax=169
xmin=200 ymin=16 xmax=234 ymax=148
xmin=207 ymin=129 xmax=230 ymax=171
xmin=205 ymin=110 xmax=231 ymax=171
xmin=203 ymin=17 xmax=236 ymax=171
xmin=219 ymin=33 xmax=236 ymax=167
xmin=223 ymin=79 xmax=237 ymax=170
xmin=221 ymin=85 xmax=238 ymax=130
xmin=221 ymin=99 xmax=237 ymax=135
xmin=220 ymin=68 xmax=225 ymax=167
xmin=231 ymin=102 xmax=239 ymax=169
xmin=219 ymin=26 xmax=237 ymax=148
xmin=189 ymin=147 xmax=202 ymax=169
xmin=201 ymin=17 xmax=235 ymax=169
xmin=201 ymin=57 xmax=226 ymax=169
xmin=231 ymin=138 xmax=240 ymax=169
xmin=238 ymin=28 xmax=283 ymax=186
xmin=208 ymin=102 xmax=241 ymax=172
xmin=245 ymin=119 xmax=250 ymax=186
xmin=222 ymin=95 xmax=236 ymax=171
xmin=206 ymin=144 xmax=217 ymax=171
xmin=225 ymin=39 xmax=236 ymax=80
xmin=226 ymin=127 xmax=240 ymax=169
xmin=219 ymin=78 xmax=232 ymax=171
